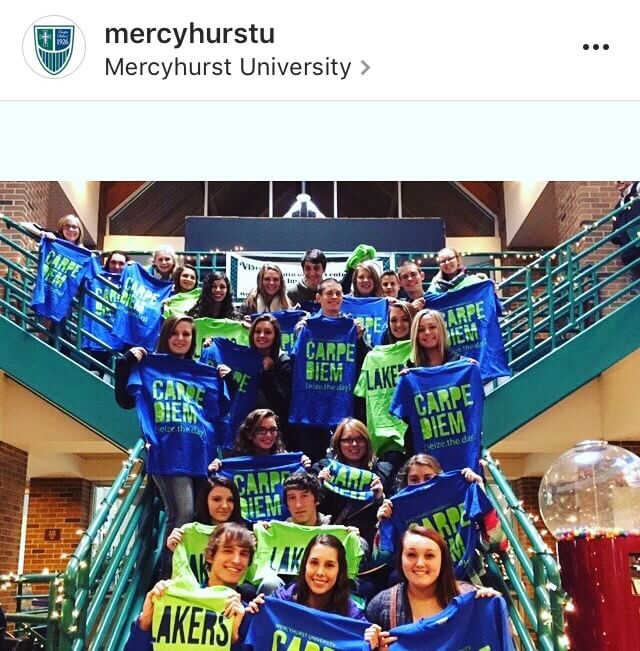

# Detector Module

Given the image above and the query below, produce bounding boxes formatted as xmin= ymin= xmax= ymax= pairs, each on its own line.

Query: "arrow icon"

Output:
xmin=361 ymin=60 xmax=370 ymax=75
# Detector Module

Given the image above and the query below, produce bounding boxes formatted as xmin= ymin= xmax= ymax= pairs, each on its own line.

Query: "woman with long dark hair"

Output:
xmin=248 ymin=533 xmax=366 ymax=619
xmin=189 ymin=271 xmax=239 ymax=319
xmin=165 ymin=475 xmax=245 ymax=552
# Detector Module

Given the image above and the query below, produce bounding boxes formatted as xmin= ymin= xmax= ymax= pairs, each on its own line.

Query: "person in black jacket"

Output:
xmin=612 ymin=181 xmax=640 ymax=286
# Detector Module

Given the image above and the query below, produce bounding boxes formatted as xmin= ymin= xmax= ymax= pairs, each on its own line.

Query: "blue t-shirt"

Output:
xmin=390 ymin=591 xmax=514 ymax=651
xmin=82 ymin=266 xmax=123 ymax=351
xmin=111 ymin=262 xmax=173 ymax=350
xmin=425 ymin=280 xmax=510 ymax=381
xmin=217 ymin=452 xmax=304 ymax=523
xmin=244 ymin=597 xmax=369 ymax=651
xmin=289 ymin=315 xmax=359 ymax=427
xmin=270 ymin=309 xmax=306 ymax=355
xmin=342 ymin=295 xmax=389 ymax=346
xmin=31 ymin=238 xmax=95 ymax=322
xmin=390 ymin=360 xmax=484 ymax=473
xmin=200 ymin=338 xmax=264 ymax=448
xmin=379 ymin=471 xmax=493 ymax=579
xmin=127 ymin=354 xmax=229 ymax=477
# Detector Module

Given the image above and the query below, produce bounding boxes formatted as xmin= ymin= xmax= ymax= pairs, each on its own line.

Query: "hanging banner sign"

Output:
xmin=227 ymin=252 xmax=394 ymax=300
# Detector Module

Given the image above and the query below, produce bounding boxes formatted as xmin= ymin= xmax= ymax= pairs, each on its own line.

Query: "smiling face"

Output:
xmin=250 ymin=415 xmax=279 ymax=453
xmin=261 ymin=269 xmax=282 ymax=298
xmin=401 ymin=532 xmax=442 ymax=591
xmin=207 ymin=485 xmax=235 ymax=525
xmin=399 ymin=263 xmax=424 ymax=297
xmin=389 ymin=305 xmax=411 ymax=340
xmin=355 ymin=268 xmax=375 ymax=296
xmin=60 ymin=217 xmax=82 ymax=243
xmin=178 ymin=268 xmax=197 ymax=291
xmin=211 ymin=279 xmax=228 ymax=303
xmin=337 ymin=426 xmax=367 ymax=464
xmin=208 ymin=539 xmax=251 ymax=587
xmin=154 ymin=251 xmax=175 ymax=275
xmin=417 ymin=314 xmax=440 ymax=351
xmin=304 ymin=543 xmax=340 ymax=597
xmin=436 ymin=248 xmax=461 ymax=277
xmin=303 ymin=261 xmax=324 ymax=289
xmin=286 ymin=488 xmax=318 ymax=526
xmin=316 ymin=281 xmax=343 ymax=317
xmin=252 ymin=320 xmax=276 ymax=353
xmin=167 ymin=320 xmax=193 ymax=357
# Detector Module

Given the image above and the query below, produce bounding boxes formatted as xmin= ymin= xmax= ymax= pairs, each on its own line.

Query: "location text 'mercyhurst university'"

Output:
xmin=104 ymin=23 xmax=352 ymax=80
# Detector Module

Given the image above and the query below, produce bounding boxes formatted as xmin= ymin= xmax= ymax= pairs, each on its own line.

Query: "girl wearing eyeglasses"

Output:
xmin=312 ymin=418 xmax=392 ymax=545
xmin=208 ymin=409 xmax=311 ymax=472
xmin=427 ymin=247 xmax=490 ymax=294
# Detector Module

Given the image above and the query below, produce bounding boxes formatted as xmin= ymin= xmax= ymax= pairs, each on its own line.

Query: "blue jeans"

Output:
xmin=153 ymin=475 xmax=207 ymax=578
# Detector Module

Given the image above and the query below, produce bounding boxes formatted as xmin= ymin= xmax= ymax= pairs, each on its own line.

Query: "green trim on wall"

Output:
xmin=0 ymin=315 xmax=139 ymax=451
xmin=484 ymin=296 xmax=640 ymax=447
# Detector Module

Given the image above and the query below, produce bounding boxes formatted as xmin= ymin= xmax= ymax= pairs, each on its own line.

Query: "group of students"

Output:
xmin=31 ymin=219 xmax=510 ymax=647
xmin=99 ymin=243 xmax=512 ymax=648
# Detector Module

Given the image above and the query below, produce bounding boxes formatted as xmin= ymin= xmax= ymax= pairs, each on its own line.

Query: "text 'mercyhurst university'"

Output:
xmin=105 ymin=57 xmax=353 ymax=80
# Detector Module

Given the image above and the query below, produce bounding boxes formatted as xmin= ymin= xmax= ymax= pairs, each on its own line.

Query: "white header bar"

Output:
xmin=2 ymin=1 xmax=637 ymax=100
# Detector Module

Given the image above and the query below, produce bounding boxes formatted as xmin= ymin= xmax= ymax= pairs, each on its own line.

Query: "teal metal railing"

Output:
xmin=52 ymin=440 xmax=164 ymax=651
xmin=482 ymin=450 xmax=568 ymax=651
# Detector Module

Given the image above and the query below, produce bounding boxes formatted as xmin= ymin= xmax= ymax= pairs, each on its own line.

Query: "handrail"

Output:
xmin=483 ymin=450 xmax=568 ymax=651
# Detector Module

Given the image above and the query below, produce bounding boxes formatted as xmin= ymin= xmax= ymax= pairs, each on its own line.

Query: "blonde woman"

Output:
xmin=242 ymin=263 xmax=292 ymax=314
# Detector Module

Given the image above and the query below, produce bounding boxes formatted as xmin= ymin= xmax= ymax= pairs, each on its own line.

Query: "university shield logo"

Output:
xmin=34 ymin=26 xmax=74 ymax=75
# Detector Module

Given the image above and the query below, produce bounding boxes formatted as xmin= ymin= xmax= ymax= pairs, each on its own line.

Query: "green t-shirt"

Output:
xmin=251 ymin=521 xmax=363 ymax=584
xmin=193 ymin=318 xmax=250 ymax=357
xmin=171 ymin=522 xmax=215 ymax=587
xmin=354 ymin=340 xmax=412 ymax=455
xmin=152 ymin=583 xmax=235 ymax=651
xmin=164 ymin=289 xmax=202 ymax=319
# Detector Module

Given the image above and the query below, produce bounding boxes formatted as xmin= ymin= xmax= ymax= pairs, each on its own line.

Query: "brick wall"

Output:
xmin=24 ymin=478 xmax=93 ymax=578
xmin=511 ymin=476 xmax=557 ymax=553
xmin=554 ymin=181 xmax=629 ymax=312
xmin=0 ymin=441 xmax=28 ymax=608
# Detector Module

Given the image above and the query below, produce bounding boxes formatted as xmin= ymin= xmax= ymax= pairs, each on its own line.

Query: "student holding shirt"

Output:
xmin=124 ymin=523 xmax=253 ymax=651
xmin=208 ymin=408 xmax=311 ymax=471
xmin=247 ymin=533 xmax=367 ymax=620
xmin=426 ymin=247 xmax=490 ymax=294
xmin=379 ymin=301 xmax=414 ymax=345
xmin=313 ymin=418 xmax=392 ymax=545
xmin=374 ymin=455 xmax=504 ymax=582
xmin=147 ymin=244 xmax=177 ymax=281
xmin=365 ymin=526 xmax=506 ymax=650
xmin=290 ymin=278 xmax=370 ymax=461
xmin=115 ymin=315 xmax=228 ymax=577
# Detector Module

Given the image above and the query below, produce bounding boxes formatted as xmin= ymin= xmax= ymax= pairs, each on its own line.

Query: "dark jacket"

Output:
xmin=312 ymin=456 xmax=393 ymax=545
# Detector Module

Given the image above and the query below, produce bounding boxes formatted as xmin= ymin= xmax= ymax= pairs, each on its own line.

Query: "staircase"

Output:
xmin=1 ymin=200 xmax=638 ymax=650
